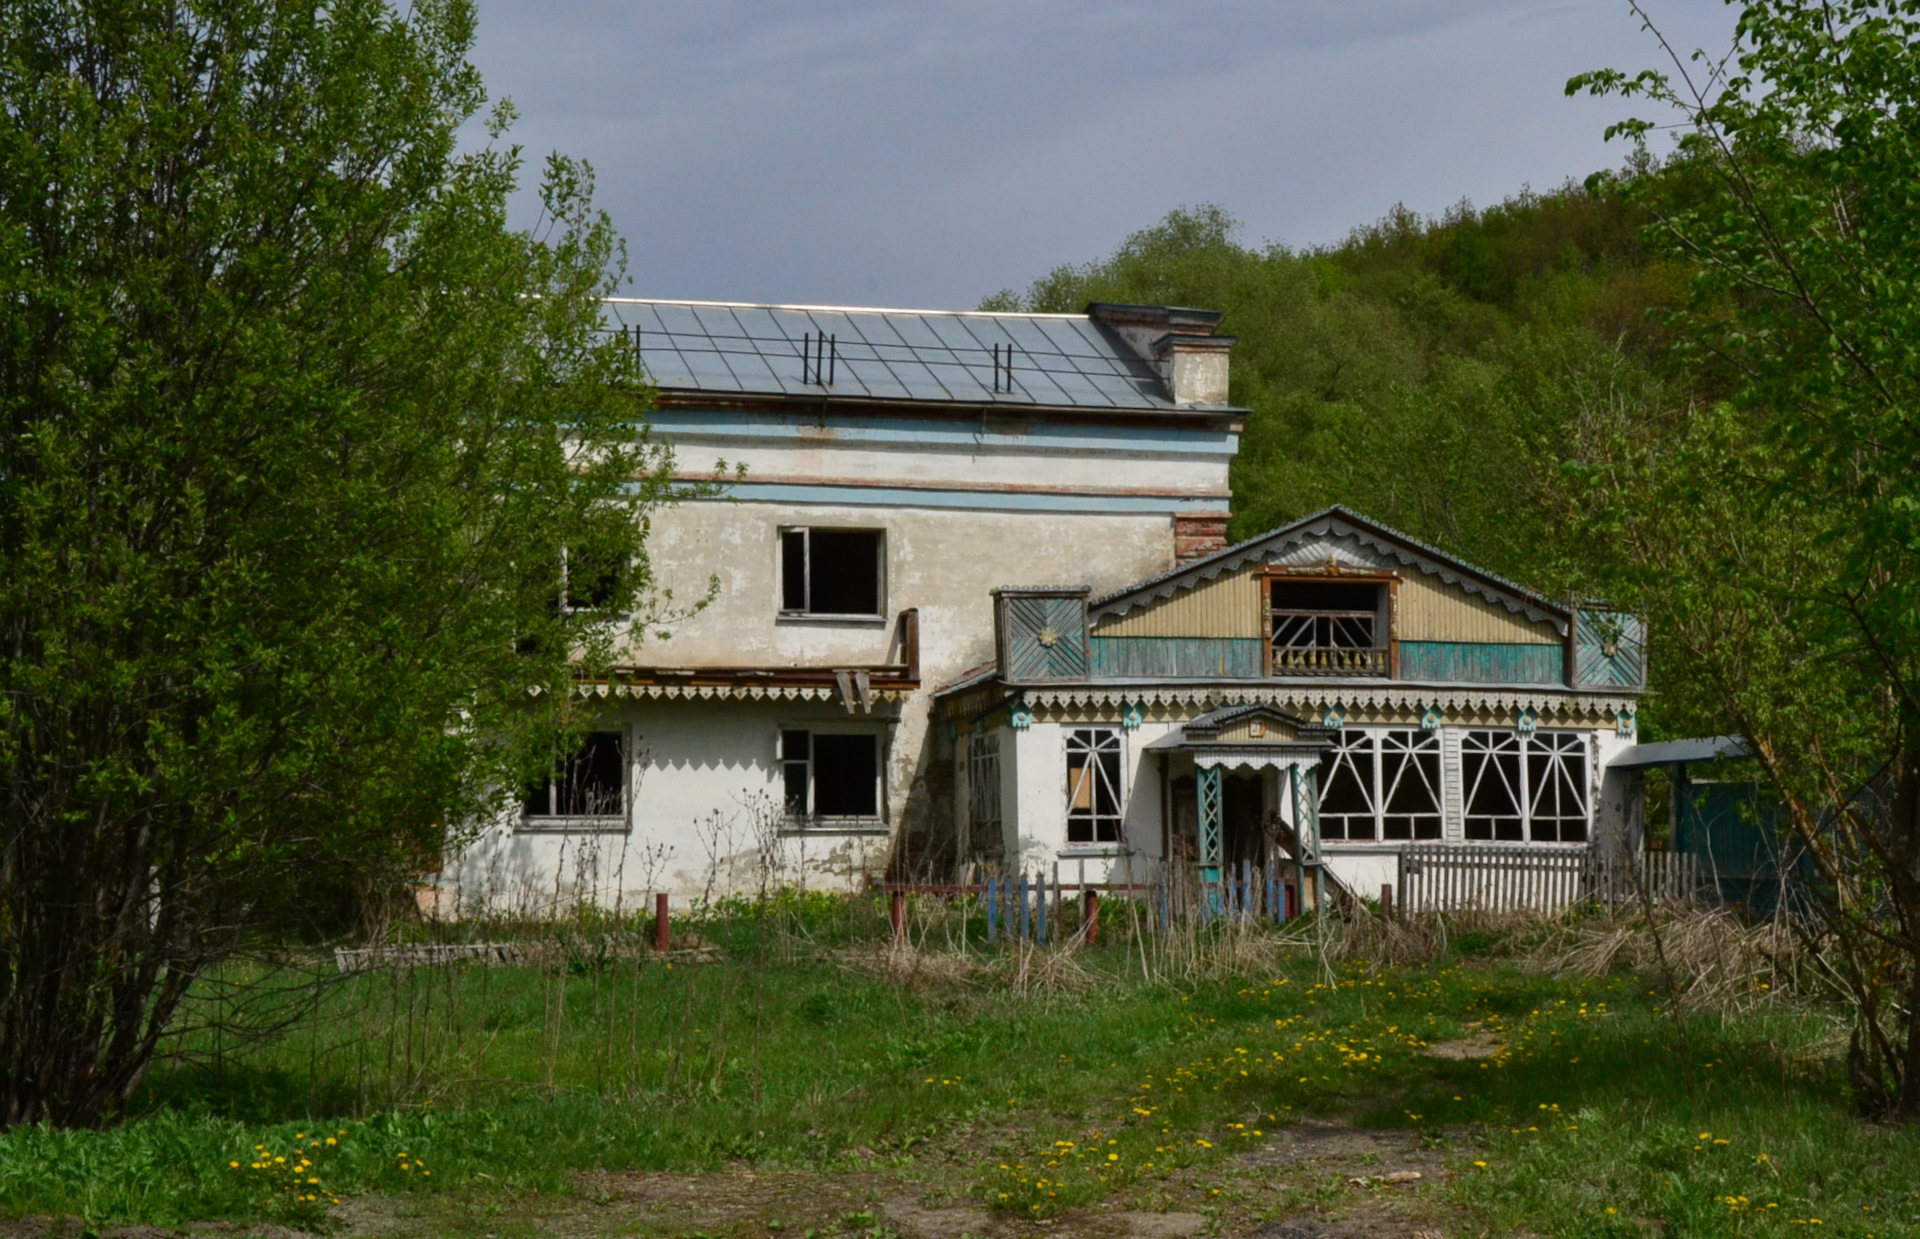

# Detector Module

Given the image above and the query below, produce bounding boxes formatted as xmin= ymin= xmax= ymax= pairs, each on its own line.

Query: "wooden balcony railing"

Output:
xmin=1270 ymin=645 xmax=1389 ymax=675
xmin=1269 ymin=609 xmax=1387 ymax=676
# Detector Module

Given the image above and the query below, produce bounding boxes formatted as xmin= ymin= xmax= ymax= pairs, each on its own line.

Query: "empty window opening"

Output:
xmin=781 ymin=729 xmax=881 ymax=821
xmin=781 ymin=528 xmax=883 ymax=616
xmin=1270 ymin=579 xmax=1386 ymax=675
xmin=524 ymin=731 xmax=625 ymax=819
xmin=1316 ymin=728 xmax=1442 ymax=842
xmin=564 ymin=543 xmax=627 ymax=612
xmin=1066 ymin=728 xmax=1123 ymax=844
xmin=1462 ymin=730 xmax=1589 ymax=842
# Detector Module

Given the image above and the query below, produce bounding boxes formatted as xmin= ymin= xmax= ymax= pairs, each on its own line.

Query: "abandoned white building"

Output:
xmin=441 ymin=299 xmax=1647 ymax=913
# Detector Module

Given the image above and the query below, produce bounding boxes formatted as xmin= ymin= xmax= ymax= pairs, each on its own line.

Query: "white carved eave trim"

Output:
xmin=565 ymin=683 xmax=910 ymax=703
xmin=1020 ymin=683 xmax=1633 ymax=719
xmin=1192 ymin=748 xmax=1319 ymax=772
xmin=1092 ymin=516 xmax=1570 ymax=635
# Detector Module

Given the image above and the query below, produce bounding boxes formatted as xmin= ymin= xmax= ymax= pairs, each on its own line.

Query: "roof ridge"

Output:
xmin=605 ymin=296 xmax=1087 ymax=320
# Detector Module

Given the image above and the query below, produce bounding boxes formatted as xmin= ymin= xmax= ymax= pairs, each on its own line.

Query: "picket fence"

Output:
xmin=1394 ymin=844 xmax=1700 ymax=915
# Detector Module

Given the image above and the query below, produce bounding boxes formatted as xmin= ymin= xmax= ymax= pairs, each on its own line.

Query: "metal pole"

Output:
xmin=655 ymin=892 xmax=670 ymax=953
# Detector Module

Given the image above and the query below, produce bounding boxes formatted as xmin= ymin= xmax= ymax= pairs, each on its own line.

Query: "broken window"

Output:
xmin=1462 ymin=730 xmax=1589 ymax=842
xmin=1065 ymin=728 xmax=1123 ymax=844
xmin=1315 ymin=728 xmax=1441 ymax=842
xmin=965 ymin=732 xmax=1003 ymax=853
xmin=523 ymin=731 xmax=625 ymax=822
xmin=780 ymin=528 xmax=884 ymax=616
xmin=780 ymin=729 xmax=881 ymax=822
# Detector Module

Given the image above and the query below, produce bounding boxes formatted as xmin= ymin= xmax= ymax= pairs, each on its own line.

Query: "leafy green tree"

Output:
xmin=0 ymin=0 xmax=679 ymax=1127
xmin=1571 ymin=0 xmax=1920 ymax=1118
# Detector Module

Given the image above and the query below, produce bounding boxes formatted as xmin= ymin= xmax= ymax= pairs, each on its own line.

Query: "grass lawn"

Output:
xmin=2 ymin=901 xmax=1917 ymax=1238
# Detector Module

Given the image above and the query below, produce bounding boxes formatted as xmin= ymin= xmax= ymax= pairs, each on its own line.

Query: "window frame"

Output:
xmin=778 ymin=726 xmax=887 ymax=829
xmin=519 ymin=727 xmax=630 ymax=833
xmin=1461 ymin=728 xmax=1592 ymax=844
xmin=964 ymin=730 xmax=1004 ymax=855
xmin=1316 ymin=727 xmax=1443 ymax=843
xmin=1064 ymin=727 xmax=1125 ymax=847
xmin=777 ymin=526 xmax=887 ymax=621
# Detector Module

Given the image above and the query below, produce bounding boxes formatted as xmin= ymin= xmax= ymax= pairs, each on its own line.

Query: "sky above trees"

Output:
xmin=469 ymin=0 xmax=1737 ymax=308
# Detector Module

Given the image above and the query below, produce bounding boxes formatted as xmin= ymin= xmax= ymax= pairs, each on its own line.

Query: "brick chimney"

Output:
xmin=1087 ymin=303 xmax=1235 ymax=407
xmin=1174 ymin=510 xmax=1230 ymax=563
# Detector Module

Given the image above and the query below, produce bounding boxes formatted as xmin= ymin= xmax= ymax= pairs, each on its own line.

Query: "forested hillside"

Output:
xmin=982 ymin=175 xmax=1703 ymax=603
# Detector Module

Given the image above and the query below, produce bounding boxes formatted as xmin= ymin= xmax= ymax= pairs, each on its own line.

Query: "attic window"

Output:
xmin=1269 ymin=578 xmax=1387 ymax=676
xmin=781 ymin=528 xmax=884 ymax=618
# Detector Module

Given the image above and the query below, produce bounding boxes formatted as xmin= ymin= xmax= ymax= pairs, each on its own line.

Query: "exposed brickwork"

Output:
xmin=1174 ymin=510 xmax=1230 ymax=563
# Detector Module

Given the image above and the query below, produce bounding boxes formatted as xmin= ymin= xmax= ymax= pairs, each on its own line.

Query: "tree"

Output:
xmin=1570 ymin=0 xmax=1920 ymax=1118
xmin=0 ymin=0 xmax=680 ymax=1127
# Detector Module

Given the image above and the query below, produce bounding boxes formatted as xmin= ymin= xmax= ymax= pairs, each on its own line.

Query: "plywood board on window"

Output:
xmin=1092 ymin=568 xmax=1262 ymax=638
xmin=1398 ymin=571 xmax=1561 ymax=645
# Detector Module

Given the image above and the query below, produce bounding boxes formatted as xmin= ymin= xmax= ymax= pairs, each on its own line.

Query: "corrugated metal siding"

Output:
xmin=1398 ymin=572 xmax=1560 ymax=644
xmin=1400 ymin=642 xmax=1565 ymax=685
xmin=1089 ymin=636 xmax=1264 ymax=678
xmin=1092 ymin=569 xmax=1262 ymax=638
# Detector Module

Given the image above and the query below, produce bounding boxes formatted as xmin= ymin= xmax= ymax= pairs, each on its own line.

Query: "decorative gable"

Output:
xmin=994 ymin=586 xmax=1090 ymax=682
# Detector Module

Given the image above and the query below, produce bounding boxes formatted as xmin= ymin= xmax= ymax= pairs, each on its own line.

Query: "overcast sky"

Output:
xmin=468 ymin=1 xmax=1738 ymax=310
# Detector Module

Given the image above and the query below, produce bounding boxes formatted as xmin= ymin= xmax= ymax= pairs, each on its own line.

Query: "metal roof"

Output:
xmin=1607 ymin=736 xmax=1750 ymax=770
xmin=606 ymin=298 xmax=1217 ymax=412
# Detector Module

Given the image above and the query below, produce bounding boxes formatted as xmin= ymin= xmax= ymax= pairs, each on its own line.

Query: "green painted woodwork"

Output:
xmin=1000 ymin=594 xmax=1089 ymax=680
xmin=1197 ymin=765 xmax=1222 ymax=866
xmin=1573 ymin=607 xmax=1648 ymax=689
xmin=1088 ymin=636 xmax=1263 ymax=678
xmin=1399 ymin=641 xmax=1564 ymax=685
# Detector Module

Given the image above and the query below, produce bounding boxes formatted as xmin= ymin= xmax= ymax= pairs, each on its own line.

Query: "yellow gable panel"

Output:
xmin=1397 ymin=570 xmax=1560 ymax=644
xmin=1093 ymin=567 xmax=1262 ymax=638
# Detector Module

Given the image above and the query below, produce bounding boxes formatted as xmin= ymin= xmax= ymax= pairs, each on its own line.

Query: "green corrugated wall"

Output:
xmin=1399 ymin=641 xmax=1563 ymax=685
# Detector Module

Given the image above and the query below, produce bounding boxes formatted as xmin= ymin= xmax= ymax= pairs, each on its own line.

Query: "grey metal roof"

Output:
xmin=606 ymin=299 xmax=1213 ymax=411
xmin=1607 ymin=736 xmax=1750 ymax=770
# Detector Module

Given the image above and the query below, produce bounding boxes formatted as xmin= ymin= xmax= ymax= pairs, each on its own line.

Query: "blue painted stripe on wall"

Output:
xmin=663 ymin=482 xmax=1225 ymax=514
xmin=648 ymin=409 xmax=1238 ymax=457
xmin=1400 ymin=642 xmax=1564 ymax=685
xmin=1090 ymin=636 xmax=1265 ymax=677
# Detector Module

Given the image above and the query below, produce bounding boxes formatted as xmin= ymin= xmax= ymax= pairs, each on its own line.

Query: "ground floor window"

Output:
xmin=1317 ymin=728 xmax=1442 ymax=841
xmin=1066 ymin=728 xmax=1123 ymax=844
xmin=523 ymin=731 xmax=625 ymax=823
xmin=1462 ymin=730 xmax=1590 ymax=842
xmin=781 ymin=729 xmax=881 ymax=822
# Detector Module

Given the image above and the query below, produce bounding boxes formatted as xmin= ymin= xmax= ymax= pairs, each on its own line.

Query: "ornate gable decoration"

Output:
xmin=1089 ymin=506 xmax=1570 ymax=636
xmin=1181 ymin=702 xmax=1332 ymax=745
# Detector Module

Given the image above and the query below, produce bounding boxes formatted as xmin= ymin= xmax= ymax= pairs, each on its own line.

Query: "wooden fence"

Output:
xmin=1395 ymin=844 xmax=1701 ymax=915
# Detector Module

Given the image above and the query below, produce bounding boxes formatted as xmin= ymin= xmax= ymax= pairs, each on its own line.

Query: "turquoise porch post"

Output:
xmin=1197 ymin=762 xmax=1223 ymax=916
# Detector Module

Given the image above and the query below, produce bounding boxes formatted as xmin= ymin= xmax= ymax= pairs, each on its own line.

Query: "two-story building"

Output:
xmin=444 ymin=299 xmax=1247 ymax=910
xmin=441 ymin=299 xmax=1647 ymax=913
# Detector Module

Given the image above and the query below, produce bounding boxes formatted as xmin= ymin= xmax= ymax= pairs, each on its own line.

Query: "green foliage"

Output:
xmin=982 ymin=189 xmax=1688 ymax=602
xmin=1568 ymin=0 xmax=1920 ymax=1117
xmin=0 ymin=0 xmax=684 ymax=1127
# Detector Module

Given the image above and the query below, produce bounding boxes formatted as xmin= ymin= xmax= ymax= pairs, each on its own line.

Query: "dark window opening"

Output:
xmin=1463 ymin=730 xmax=1587 ymax=842
xmin=781 ymin=729 xmax=880 ymax=820
xmin=565 ymin=544 xmax=627 ymax=612
xmin=1270 ymin=580 xmax=1385 ymax=675
xmin=780 ymin=528 xmax=883 ymax=616
xmin=1317 ymin=732 xmax=1375 ymax=841
xmin=525 ymin=731 xmax=624 ymax=819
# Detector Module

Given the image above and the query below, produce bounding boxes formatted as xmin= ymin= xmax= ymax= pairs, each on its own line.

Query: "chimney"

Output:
xmin=1087 ymin=303 xmax=1234 ymax=407
xmin=1174 ymin=511 xmax=1230 ymax=564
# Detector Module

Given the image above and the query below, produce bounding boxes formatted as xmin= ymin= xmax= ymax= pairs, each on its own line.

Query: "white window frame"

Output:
xmin=1316 ymin=727 xmax=1443 ymax=843
xmin=1460 ymin=729 xmax=1592 ymax=844
xmin=777 ymin=526 xmax=887 ymax=621
xmin=1064 ymin=727 xmax=1125 ymax=847
xmin=779 ymin=726 xmax=886 ymax=828
xmin=519 ymin=726 xmax=630 ymax=833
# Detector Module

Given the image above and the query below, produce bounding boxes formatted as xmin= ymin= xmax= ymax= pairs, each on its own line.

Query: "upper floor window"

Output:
xmin=523 ymin=731 xmax=625 ymax=824
xmin=781 ymin=527 xmax=884 ymax=618
xmin=781 ymin=728 xmax=882 ymax=823
xmin=1318 ymin=728 xmax=1441 ymax=841
xmin=1269 ymin=579 xmax=1387 ymax=676
xmin=1065 ymin=728 xmax=1123 ymax=844
xmin=1461 ymin=730 xmax=1590 ymax=842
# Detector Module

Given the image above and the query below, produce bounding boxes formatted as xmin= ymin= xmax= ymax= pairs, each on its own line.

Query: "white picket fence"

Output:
xmin=1395 ymin=844 xmax=1700 ymax=915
